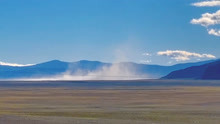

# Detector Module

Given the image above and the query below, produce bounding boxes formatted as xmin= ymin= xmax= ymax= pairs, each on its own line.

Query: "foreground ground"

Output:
xmin=0 ymin=81 xmax=220 ymax=124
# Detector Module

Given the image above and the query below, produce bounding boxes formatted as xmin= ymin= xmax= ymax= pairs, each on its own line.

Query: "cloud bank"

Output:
xmin=191 ymin=10 xmax=220 ymax=27
xmin=191 ymin=1 xmax=220 ymax=36
xmin=0 ymin=61 xmax=34 ymax=67
xmin=208 ymin=28 xmax=220 ymax=36
xmin=157 ymin=50 xmax=216 ymax=61
xmin=192 ymin=0 xmax=220 ymax=7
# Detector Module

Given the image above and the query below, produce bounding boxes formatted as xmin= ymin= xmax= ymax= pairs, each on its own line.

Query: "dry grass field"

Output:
xmin=0 ymin=81 xmax=220 ymax=124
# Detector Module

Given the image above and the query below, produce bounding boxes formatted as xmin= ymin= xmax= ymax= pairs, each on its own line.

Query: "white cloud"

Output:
xmin=192 ymin=0 xmax=220 ymax=7
xmin=157 ymin=50 xmax=216 ymax=61
xmin=191 ymin=10 xmax=220 ymax=27
xmin=139 ymin=60 xmax=152 ymax=64
xmin=208 ymin=28 xmax=220 ymax=36
xmin=142 ymin=52 xmax=151 ymax=56
xmin=0 ymin=61 xmax=34 ymax=67
xmin=191 ymin=9 xmax=220 ymax=36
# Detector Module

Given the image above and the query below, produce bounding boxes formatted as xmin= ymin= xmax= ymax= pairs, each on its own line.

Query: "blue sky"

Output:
xmin=0 ymin=0 xmax=219 ymax=65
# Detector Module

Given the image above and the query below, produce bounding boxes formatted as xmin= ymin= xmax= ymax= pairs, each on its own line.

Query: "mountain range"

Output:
xmin=0 ymin=59 xmax=215 ymax=79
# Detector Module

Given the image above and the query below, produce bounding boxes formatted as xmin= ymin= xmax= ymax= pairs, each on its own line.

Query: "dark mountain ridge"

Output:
xmin=163 ymin=60 xmax=220 ymax=80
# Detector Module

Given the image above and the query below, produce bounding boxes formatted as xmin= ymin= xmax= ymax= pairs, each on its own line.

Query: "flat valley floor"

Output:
xmin=0 ymin=80 xmax=220 ymax=124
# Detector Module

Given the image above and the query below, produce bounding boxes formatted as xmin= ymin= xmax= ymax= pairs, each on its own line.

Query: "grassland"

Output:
xmin=0 ymin=82 xmax=220 ymax=123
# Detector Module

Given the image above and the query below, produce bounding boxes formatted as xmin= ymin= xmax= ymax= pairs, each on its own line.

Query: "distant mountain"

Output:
xmin=0 ymin=59 xmax=215 ymax=79
xmin=162 ymin=60 xmax=220 ymax=80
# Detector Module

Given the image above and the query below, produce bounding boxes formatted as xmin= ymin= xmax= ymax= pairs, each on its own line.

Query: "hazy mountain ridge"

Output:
xmin=0 ymin=59 xmax=215 ymax=79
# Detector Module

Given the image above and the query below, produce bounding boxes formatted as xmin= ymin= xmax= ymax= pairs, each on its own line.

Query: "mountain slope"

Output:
xmin=163 ymin=60 xmax=220 ymax=80
xmin=201 ymin=60 xmax=220 ymax=80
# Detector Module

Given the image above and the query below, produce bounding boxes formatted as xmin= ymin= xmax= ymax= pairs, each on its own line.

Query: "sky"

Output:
xmin=0 ymin=0 xmax=220 ymax=66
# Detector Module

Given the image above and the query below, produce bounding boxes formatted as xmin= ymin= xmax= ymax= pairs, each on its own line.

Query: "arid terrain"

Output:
xmin=0 ymin=80 xmax=220 ymax=124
